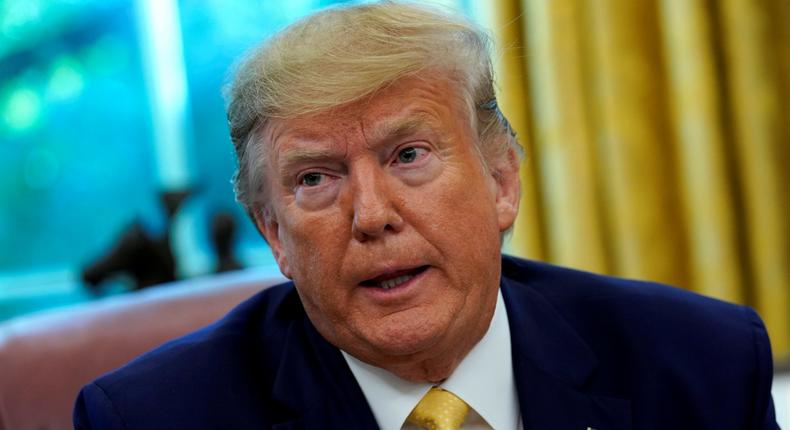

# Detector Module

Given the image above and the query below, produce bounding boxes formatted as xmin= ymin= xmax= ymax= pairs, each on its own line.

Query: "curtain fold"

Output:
xmin=481 ymin=0 xmax=790 ymax=358
xmin=718 ymin=0 xmax=790 ymax=357
xmin=520 ymin=0 xmax=609 ymax=272
xmin=584 ymin=0 xmax=689 ymax=287
xmin=658 ymin=0 xmax=746 ymax=304
xmin=470 ymin=0 xmax=546 ymax=260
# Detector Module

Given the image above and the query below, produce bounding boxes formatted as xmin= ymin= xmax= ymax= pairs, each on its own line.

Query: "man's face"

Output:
xmin=256 ymin=72 xmax=520 ymax=380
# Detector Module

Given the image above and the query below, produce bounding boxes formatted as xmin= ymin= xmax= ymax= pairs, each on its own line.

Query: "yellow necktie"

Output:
xmin=407 ymin=387 xmax=470 ymax=430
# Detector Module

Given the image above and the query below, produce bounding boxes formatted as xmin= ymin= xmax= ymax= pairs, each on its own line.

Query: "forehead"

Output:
xmin=264 ymin=73 xmax=471 ymax=154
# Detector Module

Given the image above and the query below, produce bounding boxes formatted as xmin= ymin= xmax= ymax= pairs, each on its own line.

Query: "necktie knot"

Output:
xmin=407 ymin=387 xmax=470 ymax=430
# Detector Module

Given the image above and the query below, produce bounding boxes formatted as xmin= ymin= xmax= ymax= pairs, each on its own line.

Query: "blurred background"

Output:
xmin=481 ymin=0 xmax=790 ymax=362
xmin=0 ymin=0 xmax=373 ymax=320
xmin=0 ymin=0 xmax=788 ymax=367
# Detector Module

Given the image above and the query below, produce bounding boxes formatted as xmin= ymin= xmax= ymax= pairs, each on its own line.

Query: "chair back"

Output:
xmin=0 ymin=268 xmax=286 ymax=430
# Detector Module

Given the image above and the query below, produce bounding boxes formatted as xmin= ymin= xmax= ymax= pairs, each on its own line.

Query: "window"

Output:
xmin=0 ymin=0 xmax=470 ymax=321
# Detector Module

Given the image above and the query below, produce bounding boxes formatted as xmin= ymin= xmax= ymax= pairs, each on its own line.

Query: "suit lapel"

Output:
xmin=270 ymin=314 xmax=379 ymax=430
xmin=501 ymin=275 xmax=632 ymax=430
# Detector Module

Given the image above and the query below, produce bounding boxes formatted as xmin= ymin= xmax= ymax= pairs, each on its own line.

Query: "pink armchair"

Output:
xmin=0 ymin=268 xmax=286 ymax=430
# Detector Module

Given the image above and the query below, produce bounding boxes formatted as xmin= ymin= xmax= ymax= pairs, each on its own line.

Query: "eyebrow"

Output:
xmin=276 ymin=111 xmax=443 ymax=174
xmin=278 ymin=146 xmax=343 ymax=174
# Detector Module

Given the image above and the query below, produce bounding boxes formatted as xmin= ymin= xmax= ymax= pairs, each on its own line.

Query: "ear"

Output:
xmin=491 ymin=147 xmax=521 ymax=232
xmin=252 ymin=206 xmax=293 ymax=279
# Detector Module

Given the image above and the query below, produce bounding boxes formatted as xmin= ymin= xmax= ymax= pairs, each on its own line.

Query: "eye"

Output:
xmin=300 ymin=172 xmax=324 ymax=187
xmin=395 ymin=146 xmax=428 ymax=165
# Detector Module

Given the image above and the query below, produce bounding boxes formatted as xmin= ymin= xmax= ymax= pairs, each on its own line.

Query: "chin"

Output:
xmin=361 ymin=312 xmax=453 ymax=358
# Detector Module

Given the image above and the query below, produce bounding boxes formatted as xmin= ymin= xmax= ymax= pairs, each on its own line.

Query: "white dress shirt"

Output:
xmin=342 ymin=289 xmax=521 ymax=430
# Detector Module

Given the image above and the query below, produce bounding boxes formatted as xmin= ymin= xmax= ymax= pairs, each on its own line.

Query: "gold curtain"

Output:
xmin=478 ymin=0 xmax=790 ymax=358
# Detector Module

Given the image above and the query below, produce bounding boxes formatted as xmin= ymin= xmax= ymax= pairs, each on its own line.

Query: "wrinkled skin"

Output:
xmin=255 ymin=72 xmax=520 ymax=382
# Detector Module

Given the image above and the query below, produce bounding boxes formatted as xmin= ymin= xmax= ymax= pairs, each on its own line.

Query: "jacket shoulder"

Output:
xmin=501 ymin=255 xmax=776 ymax=428
xmin=501 ymin=255 xmax=759 ymax=339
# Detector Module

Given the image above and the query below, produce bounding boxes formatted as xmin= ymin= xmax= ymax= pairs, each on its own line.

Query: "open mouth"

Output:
xmin=359 ymin=265 xmax=429 ymax=290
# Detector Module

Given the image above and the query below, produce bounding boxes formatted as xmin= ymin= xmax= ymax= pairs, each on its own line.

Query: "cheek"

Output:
xmin=419 ymin=167 xmax=501 ymax=261
xmin=434 ymin=166 xmax=498 ymax=225
xmin=280 ymin=209 xmax=349 ymax=293
xmin=294 ymin=179 xmax=342 ymax=210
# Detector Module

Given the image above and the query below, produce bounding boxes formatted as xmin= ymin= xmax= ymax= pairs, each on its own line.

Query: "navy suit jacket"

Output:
xmin=74 ymin=256 xmax=778 ymax=429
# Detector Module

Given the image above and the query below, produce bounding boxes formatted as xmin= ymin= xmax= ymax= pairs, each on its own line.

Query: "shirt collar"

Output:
xmin=342 ymin=289 xmax=519 ymax=430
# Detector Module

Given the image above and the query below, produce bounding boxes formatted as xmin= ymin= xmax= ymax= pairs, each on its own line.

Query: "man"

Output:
xmin=74 ymin=2 xmax=778 ymax=429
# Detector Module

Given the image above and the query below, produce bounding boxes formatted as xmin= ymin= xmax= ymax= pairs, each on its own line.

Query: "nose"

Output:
xmin=350 ymin=164 xmax=404 ymax=241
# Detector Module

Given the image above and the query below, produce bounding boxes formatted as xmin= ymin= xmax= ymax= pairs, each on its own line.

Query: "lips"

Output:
xmin=359 ymin=265 xmax=429 ymax=289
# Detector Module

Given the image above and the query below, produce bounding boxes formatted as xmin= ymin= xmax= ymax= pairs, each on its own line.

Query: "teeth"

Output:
xmin=379 ymin=275 xmax=413 ymax=290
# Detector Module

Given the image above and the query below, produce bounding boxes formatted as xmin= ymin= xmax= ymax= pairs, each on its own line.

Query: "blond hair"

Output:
xmin=225 ymin=0 xmax=520 ymax=215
